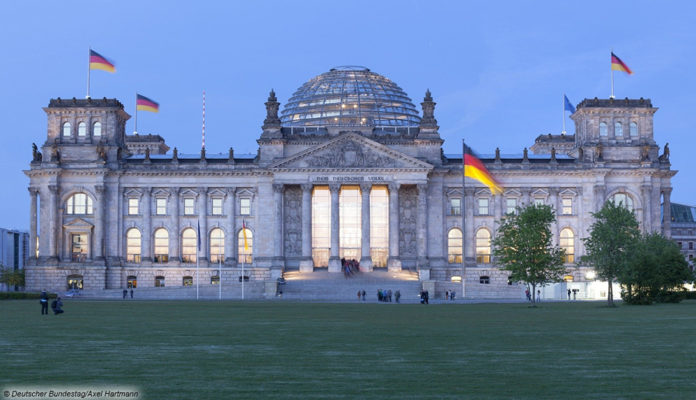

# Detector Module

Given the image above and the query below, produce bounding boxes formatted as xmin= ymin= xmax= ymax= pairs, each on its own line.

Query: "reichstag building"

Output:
xmin=25 ymin=66 xmax=675 ymax=298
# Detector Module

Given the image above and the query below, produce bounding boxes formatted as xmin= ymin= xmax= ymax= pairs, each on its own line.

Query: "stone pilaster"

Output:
xmin=594 ymin=184 xmax=606 ymax=212
xmin=29 ymin=187 xmax=38 ymax=260
xmin=641 ymin=184 xmax=652 ymax=233
xmin=299 ymin=183 xmax=314 ymax=272
xmin=463 ymin=187 xmax=475 ymax=265
xmin=328 ymin=184 xmax=341 ymax=273
xmin=48 ymin=184 xmax=58 ymax=261
xmin=199 ymin=187 xmax=208 ymax=264
xmin=549 ymin=187 xmax=559 ymax=243
xmin=94 ymin=185 xmax=105 ymax=260
xmin=416 ymin=184 xmax=428 ymax=269
xmin=142 ymin=189 xmax=152 ymax=262
xmin=225 ymin=187 xmax=236 ymax=264
xmin=662 ymin=187 xmax=672 ymax=238
xmin=387 ymin=182 xmax=401 ymax=271
xmin=273 ymin=184 xmax=285 ymax=268
xmin=359 ymin=183 xmax=373 ymax=272
xmin=171 ymin=187 xmax=180 ymax=262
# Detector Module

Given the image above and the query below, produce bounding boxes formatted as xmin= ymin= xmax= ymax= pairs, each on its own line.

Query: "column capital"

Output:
xmin=388 ymin=182 xmax=400 ymax=192
xmin=464 ymin=187 xmax=476 ymax=197
xmin=48 ymin=184 xmax=59 ymax=194
xmin=171 ymin=186 xmax=181 ymax=195
xmin=661 ymin=187 xmax=673 ymax=196
xmin=28 ymin=187 xmax=39 ymax=196
xmin=273 ymin=183 xmax=285 ymax=194
xmin=329 ymin=183 xmax=341 ymax=193
xmin=301 ymin=183 xmax=313 ymax=193
xmin=227 ymin=186 xmax=237 ymax=196
xmin=417 ymin=183 xmax=428 ymax=195
xmin=95 ymin=184 xmax=105 ymax=194
xmin=197 ymin=186 xmax=208 ymax=195
xmin=359 ymin=182 xmax=372 ymax=193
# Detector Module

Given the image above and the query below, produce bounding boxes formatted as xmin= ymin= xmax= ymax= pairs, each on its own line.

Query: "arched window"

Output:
xmin=67 ymin=274 xmax=83 ymax=290
xmin=238 ymin=228 xmax=253 ymax=264
xmin=126 ymin=275 xmax=137 ymax=288
xmin=560 ymin=228 xmax=575 ymax=263
xmin=599 ymin=122 xmax=608 ymax=136
xmin=153 ymin=228 xmax=169 ymax=263
xmin=209 ymin=228 xmax=225 ymax=263
xmin=181 ymin=228 xmax=197 ymax=263
xmin=155 ymin=276 xmax=165 ymax=287
xmin=93 ymin=122 xmax=102 ymax=137
xmin=66 ymin=193 xmax=93 ymax=215
xmin=447 ymin=228 xmax=462 ymax=264
xmin=78 ymin=122 xmax=87 ymax=137
xmin=610 ymin=193 xmax=634 ymax=211
xmin=614 ymin=122 xmax=623 ymax=137
xmin=62 ymin=122 xmax=71 ymax=137
xmin=475 ymin=228 xmax=491 ymax=264
xmin=630 ymin=122 xmax=638 ymax=137
xmin=182 ymin=276 xmax=193 ymax=286
xmin=126 ymin=228 xmax=141 ymax=263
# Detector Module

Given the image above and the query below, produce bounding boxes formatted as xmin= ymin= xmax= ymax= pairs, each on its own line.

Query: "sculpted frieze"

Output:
xmin=305 ymin=139 xmax=399 ymax=168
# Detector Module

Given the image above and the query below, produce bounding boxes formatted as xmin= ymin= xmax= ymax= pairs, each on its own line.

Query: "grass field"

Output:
xmin=1 ymin=300 xmax=696 ymax=400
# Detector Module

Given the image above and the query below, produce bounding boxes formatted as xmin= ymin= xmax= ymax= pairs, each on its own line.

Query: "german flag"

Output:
xmin=89 ymin=49 xmax=116 ymax=73
xmin=611 ymin=52 xmax=633 ymax=75
xmin=464 ymin=144 xmax=502 ymax=195
xmin=136 ymin=94 xmax=159 ymax=113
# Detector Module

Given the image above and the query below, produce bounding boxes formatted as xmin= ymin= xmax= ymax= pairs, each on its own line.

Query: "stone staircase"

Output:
xmin=277 ymin=269 xmax=423 ymax=303
xmin=71 ymin=282 xmax=267 ymax=300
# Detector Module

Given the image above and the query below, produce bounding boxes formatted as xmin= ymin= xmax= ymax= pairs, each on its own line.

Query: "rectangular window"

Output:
xmin=71 ymin=233 xmax=88 ymax=262
xmin=450 ymin=198 xmax=461 ymax=216
xmin=156 ymin=198 xmax=167 ymax=215
xmin=506 ymin=198 xmax=517 ymax=215
xmin=690 ymin=242 xmax=694 ymax=250
xmin=184 ymin=198 xmax=195 ymax=215
xmin=128 ymin=198 xmax=139 ymax=215
xmin=240 ymin=198 xmax=251 ymax=215
xmin=212 ymin=198 xmax=223 ymax=216
xmin=562 ymin=198 xmax=573 ymax=215
xmin=478 ymin=198 xmax=489 ymax=216
xmin=534 ymin=198 xmax=545 ymax=206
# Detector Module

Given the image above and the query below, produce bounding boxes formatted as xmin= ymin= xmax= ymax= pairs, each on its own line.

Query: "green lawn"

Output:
xmin=1 ymin=300 xmax=695 ymax=400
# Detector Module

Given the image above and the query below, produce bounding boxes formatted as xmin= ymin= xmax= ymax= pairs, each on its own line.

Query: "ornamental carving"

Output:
xmin=283 ymin=186 xmax=302 ymax=257
xmin=305 ymin=139 xmax=399 ymax=168
xmin=398 ymin=185 xmax=417 ymax=258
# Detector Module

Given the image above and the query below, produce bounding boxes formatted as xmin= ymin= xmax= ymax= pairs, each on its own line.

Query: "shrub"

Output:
xmin=0 ymin=292 xmax=57 ymax=300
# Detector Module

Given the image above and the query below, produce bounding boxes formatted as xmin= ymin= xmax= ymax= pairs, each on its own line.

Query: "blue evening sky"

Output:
xmin=1 ymin=1 xmax=694 ymax=230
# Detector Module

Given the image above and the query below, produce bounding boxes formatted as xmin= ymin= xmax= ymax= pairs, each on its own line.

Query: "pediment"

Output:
xmin=63 ymin=218 xmax=94 ymax=229
xmin=270 ymin=133 xmax=433 ymax=170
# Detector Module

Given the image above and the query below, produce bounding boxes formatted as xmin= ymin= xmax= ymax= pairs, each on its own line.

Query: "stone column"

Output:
xmin=662 ymin=187 xmax=672 ymax=238
xmin=48 ymin=184 xmax=59 ymax=261
xmin=493 ymin=192 xmax=503 ymax=263
xmin=299 ymin=183 xmax=314 ymax=272
xmin=521 ymin=187 xmax=531 ymax=207
xmin=594 ymin=184 xmax=606 ymax=212
xmin=29 ymin=187 xmax=38 ymax=260
xmin=273 ymin=184 xmax=285 ymax=269
xmin=225 ymin=187 xmax=236 ymax=264
xmin=387 ymin=182 xmax=401 ymax=271
xmin=328 ymin=184 xmax=341 ymax=273
xmin=94 ymin=185 xmax=105 ymax=260
xmin=463 ymin=188 xmax=475 ymax=265
xmin=199 ymin=187 xmax=208 ymax=264
xmin=171 ymin=187 xmax=180 ymax=262
xmin=641 ymin=184 xmax=652 ymax=233
xmin=359 ymin=183 xmax=373 ymax=272
xmin=416 ymin=184 xmax=428 ymax=269
xmin=142 ymin=189 xmax=152 ymax=262
xmin=549 ymin=187 xmax=559 ymax=243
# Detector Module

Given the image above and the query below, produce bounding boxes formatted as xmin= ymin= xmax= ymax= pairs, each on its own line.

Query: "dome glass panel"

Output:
xmin=281 ymin=66 xmax=421 ymax=127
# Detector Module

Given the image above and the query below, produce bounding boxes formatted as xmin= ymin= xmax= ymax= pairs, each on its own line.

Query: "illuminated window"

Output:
xmin=534 ymin=198 xmax=545 ymax=206
xmin=599 ymin=122 xmax=608 ymax=136
xmin=181 ymin=228 xmax=197 ymax=263
xmin=312 ymin=187 xmax=330 ymax=267
xmin=71 ymin=233 xmax=88 ymax=262
xmin=560 ymin=228 xmax=575 ymax=263
xmin=153 ymin=228 xmax=169 ymax=263
xmin=182 ymin=276 xmax=193 ymax=286
xmin=448 ymin=228 xmax=463 ymax=264
xmin=339 ymin=186 xmax=361 ymax=260
xmin=630 ymin=122 xmax=638 ymax=137
xmin=238 ymin=228 xmax=253 ymax=264
xmin=450 ymin=198 xmax=461 ymax=216
xmin=209 ymin=228 xmax=225 ymax=263
xmin=370 ymin=186 xmax=389 ymax=268
xmin=478 ymin=198 xmax=489 ymax=215
xmin=610 ymin=193 xmax=634 ymax=211
xmin=126 ymin=228 xmax=141 ymax=263
xmin=67 ymin=274 xmax=83 ymax=290
xmin=66 ymin=193 xmax=93 ymax=215
xmin=211 ymin=198 xmax=223 ymax=216
xmin=78 ymin=122 xmax=87 ymax=137
xmin=126 ymin=275 xmax=137 ymax=289
xmin=93 ymin=122 xmax=102 ymax=137
xmin=476 ymin=228 xmax=491 ymax=264
xmin=155 ymin=276 xmax=165 ymax=287
xmin=62 ymin=122 xmax=71 ymax=137
xmin=562 ymin=198 xmax=573 ymax=215
xmin=128 ymin=198 xmax=139 ymax=215
xmin=184 ymin=198 xmax=195 ymax=215
xmin=156 ymin=198 xmax=167 ymax=215
xmin=240 ymin=198 xmax=251 ymax=215
xmin=211 ymin=276 xmax=220 ymax=285
xmin=615 ymin=122 xmax=623 ymax=137
xmin=506 ymin=198 xmax=517 ymax=215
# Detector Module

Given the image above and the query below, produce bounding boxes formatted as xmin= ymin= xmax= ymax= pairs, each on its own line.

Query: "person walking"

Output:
xmin=395 ymin=290 xmax=401 ymax=303
xmin=40 ymin=290 xmax=49 ymax=315
xmin=567 ymin=288 xmax=571 ymax=300
xmin=123 ymin=289 xmax=127 ymax=299
xmin=130 ymin=289 xmax=134 ymax=299
xmin=361 ymin=290 xmax=366 ymax=301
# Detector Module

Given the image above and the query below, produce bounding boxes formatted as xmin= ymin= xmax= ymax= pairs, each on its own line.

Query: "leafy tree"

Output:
xmin=582 ymin=201 xmax=640 ymax=306
xmin=0 ymin=267 xmax=25 ymax=291
xmin=492 ymin=204 xmax=566 ymax=305
xmin=621 ymin=233 xmax=693 ymax=304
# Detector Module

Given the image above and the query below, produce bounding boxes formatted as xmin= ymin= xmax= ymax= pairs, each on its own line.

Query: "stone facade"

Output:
xmin=24 ymin=76 xmax=675 ymax=299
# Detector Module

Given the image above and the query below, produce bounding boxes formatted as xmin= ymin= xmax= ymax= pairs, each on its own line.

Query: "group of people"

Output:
xmin=122 ymin=289 xmax=134 ymax=299
xmin=341 ymin=258 xmax=360 ymax=278
xmin=444 ymin=290 xmax=456 ymax=301
xmin=377 ymin=289 xmax=400 ymax=303
xmin=39 ymin=290 xmax=63 ymax=315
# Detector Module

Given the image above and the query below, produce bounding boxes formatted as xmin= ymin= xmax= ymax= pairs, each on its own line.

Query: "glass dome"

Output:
xmin=281 ymin=66 xmax=421 ymax=127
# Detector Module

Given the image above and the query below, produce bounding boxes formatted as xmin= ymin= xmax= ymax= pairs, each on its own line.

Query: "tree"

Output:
xmin=621 ymin=233 xmax=694 ymax=304
xmin=0 ymin=267 xmax=25 ymax=291
xmin=492 ymin=204 xmax=566 ymax=305
xmin=582 ymin=201 xmax=640 ymax=306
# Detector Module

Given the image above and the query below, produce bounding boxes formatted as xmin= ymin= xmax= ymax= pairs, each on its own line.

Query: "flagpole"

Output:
xmin=196 ymin=220 xmax=200 ymax=300
xmin=219 ymin=256 xmax=222 ymax=300
xmin=461 ymin=139 xmax=466 ymax=299
xmin=134 ymin=94 xmax=138 ymax=134
xmin=86 ymin=48 xmax=91 ymax=99
xmin=562 ymin=94 xmax=566 ymax=134
xmin=610 ymin=50 xmax=615 ymax=99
